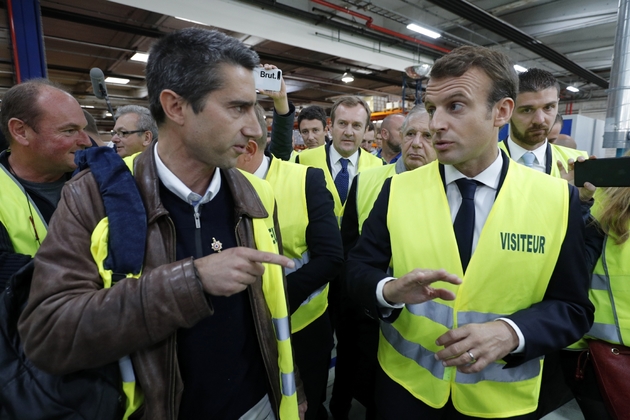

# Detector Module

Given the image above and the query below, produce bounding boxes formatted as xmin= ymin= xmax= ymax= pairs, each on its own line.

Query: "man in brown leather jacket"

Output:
xmin=19 ymin=28 xmax=305 ymax=420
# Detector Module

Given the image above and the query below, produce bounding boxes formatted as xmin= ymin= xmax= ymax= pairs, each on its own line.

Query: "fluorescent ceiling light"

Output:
xmin=341 ymin=71 xmax=354 ymax=83
xmin=175 ymin=16 xmax=205 ymax=25
xmin=105 ymin=112 xmax=112 ymax=117
xmin=80 ymin=105 xmax=94 ymax=109
xmin=407 ymin=24 xmax=441 ymax=39
xmin=105 ymin=77 xmax=130 ymax=85
xmin=130 ymin=52 xmax=149 ymax=63
xmin=514 ymin=64 xmax=527 ymax=73
xmin=566 ymin=86 xmax=579 ymax=93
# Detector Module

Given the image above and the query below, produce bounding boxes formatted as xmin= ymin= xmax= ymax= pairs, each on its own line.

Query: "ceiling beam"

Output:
xmin=425 ymin=0 xmax=609 ymax=89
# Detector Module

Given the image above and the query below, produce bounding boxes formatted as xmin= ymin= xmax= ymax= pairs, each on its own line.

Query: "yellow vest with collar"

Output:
xmin=499 ymin=140 xmax=588 ymax=177
xmin=382 ymin=159 xmax=568 ymax=418
xmin=0 ymin=164 xmax=48 ymax=256
xmin=297 ymin=146 xmax=383 ymax=225
xmin=90 ymin=168 xmax=299 ymax=419
xmin=264 ymin=159 xmax=329 ymax=333
xmin=354 ymin=164 xmax=397 ymax=234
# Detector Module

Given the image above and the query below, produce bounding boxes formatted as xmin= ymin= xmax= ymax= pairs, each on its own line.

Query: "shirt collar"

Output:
xmin=506 ymin=136 xmax=547 ymax=165
xmin=153 ymin=143 xmax=221 ymax=207
xmin=330 ymin=143 xmax=360 ymax=167
xmin=253 ymin=155 xmax=271 ymax=180
xmin=444 ymin=149 xmax=503 ymax=190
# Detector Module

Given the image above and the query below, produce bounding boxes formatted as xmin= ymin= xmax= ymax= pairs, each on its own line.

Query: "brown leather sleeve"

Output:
xmin=17 ymin=171 xmax=212 ymax=375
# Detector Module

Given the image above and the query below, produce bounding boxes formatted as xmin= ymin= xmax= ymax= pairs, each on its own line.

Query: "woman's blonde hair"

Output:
xmin=597 ymin=152 xmax=630 ymax=244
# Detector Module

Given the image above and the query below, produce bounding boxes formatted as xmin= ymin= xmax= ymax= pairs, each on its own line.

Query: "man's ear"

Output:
xmin=8 ymin=118 xmax=28 ymax=146
xmin=494 ymin=97 xmax=514 ymax=127
xmin=160 ymin=89 xmax=185 ymax=126
xmin=244 ymin=139 xmax=258 ymax=157
xmin=142 ymin=131 xmax=153 ymax=147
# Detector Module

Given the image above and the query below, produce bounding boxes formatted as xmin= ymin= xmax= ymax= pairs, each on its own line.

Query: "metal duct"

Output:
xmin=603 ymin=0 xmax=630 ymax=153
xmin=424 ymin=0 xmax=609 ymax=89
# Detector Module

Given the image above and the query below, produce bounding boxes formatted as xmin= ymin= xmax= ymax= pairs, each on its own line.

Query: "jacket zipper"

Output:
xmin=193 ymin=205 xmax=203 ymax=258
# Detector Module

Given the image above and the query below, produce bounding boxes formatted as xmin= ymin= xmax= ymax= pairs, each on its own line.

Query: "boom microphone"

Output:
xmin=90 ymin=67 xmax=107 ymax=99
xmin=89 ymin=67 xmax=116 ymax=122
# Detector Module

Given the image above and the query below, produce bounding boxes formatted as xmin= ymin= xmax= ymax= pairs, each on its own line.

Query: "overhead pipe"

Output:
xmin=311 ymin=0 xmax=450 ymax=54
xmin=6 ymin=0 xmax=22 ymax=83
xmin=425 ymin=0 xmax=609 ymax=89
xmin=603 ymin=0 xmax=630 ymax=155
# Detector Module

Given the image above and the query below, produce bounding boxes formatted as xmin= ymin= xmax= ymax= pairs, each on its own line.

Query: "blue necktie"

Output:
xmin=521 ymin=152 xmax=536 ymax=168
xmin=335 ymin=158 xmax=350 ymax=203
xmin=453 ymin=178 xmax=478 ymax=272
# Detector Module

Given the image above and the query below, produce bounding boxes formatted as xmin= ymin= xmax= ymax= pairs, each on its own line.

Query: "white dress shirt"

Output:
xmin=252 ymin=155 xmax=271 ymax=180
xmin=376 ymin=151 xmax=525 ymax=352
xmin=154 ymin=144 xmax=221 ymax=208
xmin=506 ymin=136 xmax=547 ymax=173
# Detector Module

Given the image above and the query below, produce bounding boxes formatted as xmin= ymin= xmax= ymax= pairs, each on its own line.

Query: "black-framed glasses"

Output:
xmin=110 ymin=129 xmax=145 ymax=138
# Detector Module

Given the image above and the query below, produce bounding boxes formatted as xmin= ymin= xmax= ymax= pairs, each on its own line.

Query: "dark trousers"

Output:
xmin=329 ymin=299 xmax=379 ymax=420
xmin=292 ymin=310 xmax=333 ymax=420
xmin=535 ymin=351 xmax=574 ymax=418
xmin=558 ymin=350 xmax=613 ymax=420
xmin=375 ymin=365 xmax=537 ymax=420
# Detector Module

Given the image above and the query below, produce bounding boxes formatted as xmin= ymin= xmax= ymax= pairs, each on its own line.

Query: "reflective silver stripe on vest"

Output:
xmin=284 ymin=251 xmax=310 ymax=276
xmin=118 ymin=355 xmax=136 ymax=383
xmin=281 ymin=372 xmax=296 ymax=396
xmin=300 ymin=284 xmax=326 ymax=307
xmin=588 ymin=322 xmax=621 ymax=343
xmin=406 ymin=301 xmax=454 ymax=329
xmin=381 ymin=322 xmax=445 ymax=379
xmin=454 ymin=357 xmax=542 ymax=384
xmin=590 ymin=274 xmax=608 ymax=291
xmin=458 ymin=311 xmax=505 ymax=325
xmin=273 ymin=317 xmax=291 ymax=342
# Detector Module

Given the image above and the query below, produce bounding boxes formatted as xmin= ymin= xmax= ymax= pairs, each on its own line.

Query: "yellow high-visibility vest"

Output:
xmin=297 ymin=146 xmax=382 ymax=225
xmin=382 ymin=160 xmax=567 ymax=418
xmin=0 ymin=164 xmax=47 ymax=256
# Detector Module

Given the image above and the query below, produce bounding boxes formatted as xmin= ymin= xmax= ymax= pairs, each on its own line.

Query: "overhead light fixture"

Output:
xmin=407 ymin=23 xmax=441 ymax=39
xmin=566 ymin=85 xmax=580 ymax=93
xmin=341 ymin=71 xmax=354 ymax=83
xmin=130 ymin=52 xmax=149 ymax=63
xmin=405 ymin=63 xmax=433 ymax=79
xmin=175 ymin=16 xmax=205 ymax=25
xmin=105 ymin=77 xmax=130 ymax=85
xmin=80 ymin=105 xmax=94 ymax=109
xmin=513 ymin=64 xmax=527 ymax=73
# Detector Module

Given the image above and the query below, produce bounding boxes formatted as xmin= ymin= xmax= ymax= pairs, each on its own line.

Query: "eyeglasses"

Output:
xmin=110 ymin=129 xmax=145 ymax=138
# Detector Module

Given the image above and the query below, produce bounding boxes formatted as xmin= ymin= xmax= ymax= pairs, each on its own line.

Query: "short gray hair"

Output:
xmin=114 ymin=105 xmax=158 ymax=140
xmin=400 ymin=105 xmax=429 ymax=135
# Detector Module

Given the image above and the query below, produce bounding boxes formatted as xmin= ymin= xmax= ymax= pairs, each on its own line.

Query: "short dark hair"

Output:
xmin=429 ymin=46 xmax=518 ymax=110
xmin=115 ymin=105 xmax=158 ymax=140
xmin=518 ymin=68 xmax=560 ymax=95
xmin=367 ymin=122 xmax=375 ymax=132
xmin=297 ymin=105 xmax=327 ymax=130
xmin=330 ymin=96 xmax=371 ymax=128
xmin=146 ymin=28 xmax=260 ymax=125
xmin=1 ymin=78 xmax=59 ymax=142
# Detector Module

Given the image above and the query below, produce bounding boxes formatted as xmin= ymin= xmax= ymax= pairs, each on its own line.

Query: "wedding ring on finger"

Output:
xmin=467 ymin=350 xmax=477 ymax=364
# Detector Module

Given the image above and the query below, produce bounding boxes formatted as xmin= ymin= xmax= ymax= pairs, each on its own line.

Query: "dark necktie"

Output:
xmin=453 ymin=178 xmax=478 ymax=272
xmin=334 ymin=158 xmax=350 ymax=203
